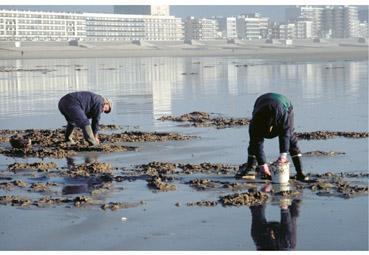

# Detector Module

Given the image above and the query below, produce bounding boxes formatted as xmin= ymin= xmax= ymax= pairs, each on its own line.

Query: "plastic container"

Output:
xmin=272 ymin=162 xmax=290 ymax=184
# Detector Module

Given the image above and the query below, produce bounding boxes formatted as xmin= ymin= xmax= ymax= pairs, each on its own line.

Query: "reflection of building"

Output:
xmin=237 ymin=13 xmax=269 ymax=40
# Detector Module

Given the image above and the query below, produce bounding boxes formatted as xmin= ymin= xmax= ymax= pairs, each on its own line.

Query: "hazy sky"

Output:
xmin=0 ymin=5 xmax=366 ymax=22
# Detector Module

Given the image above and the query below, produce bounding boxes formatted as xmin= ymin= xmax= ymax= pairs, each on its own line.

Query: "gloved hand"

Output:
xmin=276 ymin=153 xmax=288 ymax=164
xmin=260 ymin=163 xmax=271 ymax=177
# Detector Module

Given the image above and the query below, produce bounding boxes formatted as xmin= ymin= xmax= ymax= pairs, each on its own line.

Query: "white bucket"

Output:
xmin=272 ymin=162 xmax=290 ymax=184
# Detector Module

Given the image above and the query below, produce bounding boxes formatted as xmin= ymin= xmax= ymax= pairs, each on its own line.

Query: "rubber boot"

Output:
xmin=65 ymin=123 xmax=76 ymax=145
xmin=82 ymin=125 xmax=98 ymax=146
xmin=236 ymin=155 xmax=257 ymax=179
xmin=291 ymin=154 xmax=307 ymax=181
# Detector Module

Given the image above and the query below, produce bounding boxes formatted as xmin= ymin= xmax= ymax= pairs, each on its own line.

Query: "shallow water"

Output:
xmin=0 ymin=57 xmax=368 ymax=250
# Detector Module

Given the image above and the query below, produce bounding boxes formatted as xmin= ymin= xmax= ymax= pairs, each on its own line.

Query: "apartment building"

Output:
xmin=85 ymin=13 xmax=183 ymax=41
xmin=0 ymin=9 xmax=183 ymax=41
xmin=236 ymin=13 xmax=269 ymax=40
xmin=214 ymin=16 xmax=237 ymax=39
xmin=0 ymin=9 xmax=86 ymax=41
xmin=184 ymin=17 xmax=218 ymax=40
xmin=279 ymin=23 xmax=296 ymax=39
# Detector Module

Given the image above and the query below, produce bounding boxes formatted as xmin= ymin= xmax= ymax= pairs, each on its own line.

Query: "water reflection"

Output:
xmin=250 ymin=198 xmax=301 ymax=251
xmin=0 ymin=58 xmax=366 ymax=129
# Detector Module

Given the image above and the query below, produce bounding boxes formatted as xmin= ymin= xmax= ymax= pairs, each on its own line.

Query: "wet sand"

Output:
xmin=0 ymin=39 xmax=367 ymax=61
xmin=0 ymin=56 xmax=368 ymax=250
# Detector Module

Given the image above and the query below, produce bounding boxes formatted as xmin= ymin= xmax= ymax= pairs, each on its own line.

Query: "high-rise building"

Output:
xmin=184 ymin=17 xmax=218 ymax=41
xmin=214 ymin=16 xmax=237 ymax=39
xmin=287 ymin=5 xmax=361 ymax=39
xmin=236 ymin=13 xmax=269 ymax=40
xmin=113 ymin=5 xmax=169 ymax=16
xmin=296 ymin=19 xmax=313 ymax=39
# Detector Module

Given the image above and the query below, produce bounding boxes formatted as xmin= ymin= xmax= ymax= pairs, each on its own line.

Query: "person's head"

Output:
xmin=103 ymin=98 xmax=112 ymax=113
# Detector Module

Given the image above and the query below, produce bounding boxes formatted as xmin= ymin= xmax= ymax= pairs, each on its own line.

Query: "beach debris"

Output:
xmin=9 ymin=134 xmax=32 ymax=152
xmin=186 ymin=200 xmax=218 ymax=207
xmin=66 ymin=162 xmax=112 ymax=177
xmin=8 ymin=162 xmax=57 ymax=172
xmin=302 ymin=151 xmax=346 ymax=156
xmin=219 ymin=191 xmax=269 ymax=206
xmin=101 ymin=202 xmax=139 ymax=211
xmin=178 ymin=162 xmax=237 ymax=174
xmin=296 ymin=131 xmax=369 ymax=140
xmin=158 ymin=111 xmax=250 ymax=129
xmin=147 ymin=176 xmax=176 ymax=191
xmin=0 ymin=128 xmax=193 ymax=158
xmin=138 ymin=161 xmax=177 ymax=176
xmin=99 ymin=131 xmax=195 ymax=143
xmin=187 ymin=179 xmax=218 ymax=190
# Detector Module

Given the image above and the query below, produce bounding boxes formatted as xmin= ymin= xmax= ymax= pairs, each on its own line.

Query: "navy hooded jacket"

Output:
xmin=58 ymin=91 xmax=104 ymax=135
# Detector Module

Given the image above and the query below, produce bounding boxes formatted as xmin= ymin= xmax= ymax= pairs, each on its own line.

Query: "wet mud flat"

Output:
xmin=158 ymin=111 xmax=250 ymax=129
xmin=4 ymin=159 xmax=365 ymax=211
xmin=0 ymin=127 xmax=195 ymax=159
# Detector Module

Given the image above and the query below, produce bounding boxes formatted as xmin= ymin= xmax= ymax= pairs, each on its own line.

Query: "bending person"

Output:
xmin=236 ymin=93 xmax=307 ymax=181
xmin=58 ymin=91 xmax=112 ymax=146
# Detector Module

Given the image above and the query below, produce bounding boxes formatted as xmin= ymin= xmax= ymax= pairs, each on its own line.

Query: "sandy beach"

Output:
xmin=0 ymin=38 xmax=367 ymax=61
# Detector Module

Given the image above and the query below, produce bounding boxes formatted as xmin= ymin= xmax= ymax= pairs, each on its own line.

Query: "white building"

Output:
xmin=0 ymin=9 xmax=183 ymax=42
xmin=296 ymin=19 xmax=313 ymax=39
xmin=113 ymin=5 xmax=169 ymax=16
xmin=287 ymin=5 xmax=361 ymax=39
xmin=0 ymin=9 xmax=86 ymax=41
xmin=214 ymin=16 xmax=237 ymax=39
xmin=279 ymin=23 xmax=296 ymax=39
xmin=184 ymin=17 xmax=218 ymax=41
xmin=85 ymin=13 xmax=183 ymax=41
xmin=359 ymin=22 xmax=368 ymax=38
xmin=237 ymin=13 xmax=269 ymax=40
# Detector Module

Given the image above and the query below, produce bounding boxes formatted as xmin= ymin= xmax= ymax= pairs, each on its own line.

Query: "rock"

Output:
xmin=220 ymin=191 xmax=269 ymax=206
xmin=147 ymin=177 xmax=176 ymax=191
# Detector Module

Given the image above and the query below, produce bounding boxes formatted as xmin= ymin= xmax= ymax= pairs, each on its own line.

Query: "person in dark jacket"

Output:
xmin=58 ymin=91 xmax=112 ymax=146
xmin=236 ymin=93 xmax=307 ymax=181
xmin=249 ymin=199 xmax=300 ymax=250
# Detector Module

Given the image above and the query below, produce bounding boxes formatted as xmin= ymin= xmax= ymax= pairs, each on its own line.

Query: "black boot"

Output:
xmin=291 ymin=154 xmax=308 ymax=181
xmin=235 ymin=155 xmax=257 ymax=179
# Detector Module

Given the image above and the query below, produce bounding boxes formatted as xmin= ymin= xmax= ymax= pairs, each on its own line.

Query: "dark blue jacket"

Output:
xmin=249 ymin=93 xmax=293 ymax=165
xmin=58 ymin=91 xmax=104 ymax=134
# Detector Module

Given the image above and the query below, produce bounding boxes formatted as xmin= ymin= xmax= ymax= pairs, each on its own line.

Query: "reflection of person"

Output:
xmin=236 ymin=93 xmax=307 ymax=181
xmin=250 ymin=199 xmax=301 ymax=251
xmin=58 ymin=91 xmax=112 ymax=146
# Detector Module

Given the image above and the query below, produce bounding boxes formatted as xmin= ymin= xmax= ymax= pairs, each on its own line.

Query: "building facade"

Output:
xmin=113 ymin=5 xmax=170 ymax=16
xmin=236 ymin=13 xmax=269 ymax=40
xmin=0 ymin=9 xmax=86 ymax=41
xmin=0 ymin=9 xmax=183 ymax=41
xmin=184 ymin=17 xmax=218 ymax=41
xmin=286 ymin=5 xmax=361 ymax=39
xmin=279 ymin=23 xmax=296 ymax=39
xmin=214 ymin=16 xmax=237 ymax=39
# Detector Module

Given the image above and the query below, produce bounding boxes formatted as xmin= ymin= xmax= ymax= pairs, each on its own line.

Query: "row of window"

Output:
xmin=0 ymin=13 xmax=83 ymax=19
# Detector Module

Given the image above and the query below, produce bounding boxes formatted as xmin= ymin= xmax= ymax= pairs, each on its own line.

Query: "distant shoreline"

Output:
xmin=0 ymin=39 xmax=367 ymax=61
